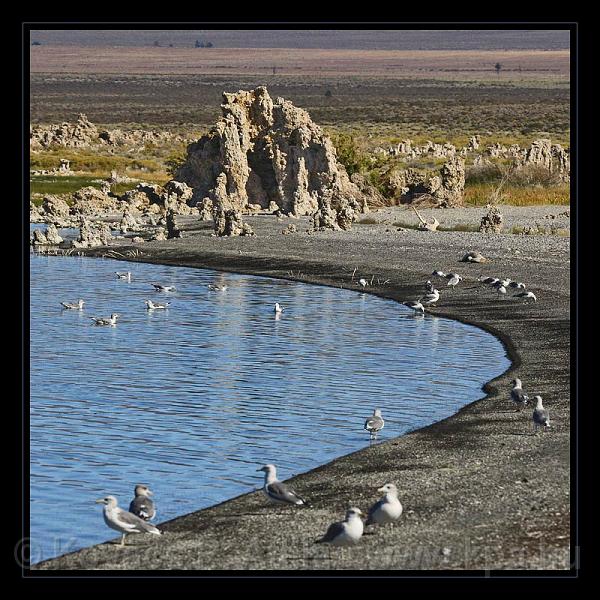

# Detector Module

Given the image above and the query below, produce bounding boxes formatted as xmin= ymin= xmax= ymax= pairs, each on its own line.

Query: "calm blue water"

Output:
xmin=29 ymin=253 xmax=510 ymax=562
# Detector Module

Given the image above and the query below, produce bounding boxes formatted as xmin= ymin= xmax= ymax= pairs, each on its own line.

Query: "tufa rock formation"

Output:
xmin=70 ymin=187 xmax=120 ymax=216
xmin=31 ymin=224 xmax=63 ymax=246
xmin=30 ymin=114 xmax=98 ymax=149
xmin=176 ymin=87 xmax=369 ymax=229
xmin=479 ymin=204 xmax=504 ymax=233
xmin=71 ymin=217 xmax=112 ymax=248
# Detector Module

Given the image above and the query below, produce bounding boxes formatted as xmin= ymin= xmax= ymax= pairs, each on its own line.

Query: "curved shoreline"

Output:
xmin=31 ymin=216 xmax=570 ymax=570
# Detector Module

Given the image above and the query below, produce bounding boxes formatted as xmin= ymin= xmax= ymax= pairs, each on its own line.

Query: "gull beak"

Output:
xmin=147 ymin=490 xmax=154 ymax=497
xmin=377 ymin=486 xmax=386 ymax=493
xmin=95 ymin=498 xmax=105 ymax=504
xmin=256 ymin=467 xmax=264 ymax=472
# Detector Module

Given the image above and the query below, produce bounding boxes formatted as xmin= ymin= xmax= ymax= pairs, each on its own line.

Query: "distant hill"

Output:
xmin=28 ymin=29 xmax=570 ymax=51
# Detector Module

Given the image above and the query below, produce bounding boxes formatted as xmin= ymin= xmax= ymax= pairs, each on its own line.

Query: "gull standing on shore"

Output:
xmin=364 ymin=409 xmax=385 ymax=441
xmin=446 ymin=274 xmax=462 ymax=288
xmin=90 ymin=314 xmax=119 ymax=326
xmin=496 ymin=284 xmax=507 ymax=299
xmin=510 ymin=378 xmax=529 ymax=411
xmin=152 ymin=283 xmax=176 ymax=292
xmin=145 ymin=300 xmax=170 ymax=310
xmin=129 ymin=485 xmax=156 ymax=521
xmin=61 ymin=299 xmax=85 ymax=310
xmin=358 ymin=278 xmax=368 ymax=288
xmin=95 ymin=495 xmax=161 ymax=546
xmin=315 ymin=508 xmax=364 ymax=546
xmin=257 ymin=464 xmax=309 ymax=506
xmin=366 ymin=483 xmax=403 ymax=526
xmin=420 ymin=288 xmax=440 ymax=307
xmin=532 ymin=396 xmax=550 ymax=433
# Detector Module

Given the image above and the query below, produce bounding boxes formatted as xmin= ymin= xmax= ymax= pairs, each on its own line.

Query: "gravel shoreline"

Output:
xmin=31 ymin=206 xmax=571 ymax=571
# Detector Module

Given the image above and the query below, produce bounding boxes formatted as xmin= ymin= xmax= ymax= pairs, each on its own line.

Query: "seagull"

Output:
xmin=364 ymin=408 xmax=385 ymax=441
xmin=358 ymin=278 xmax=368 ymax=288
xmin=274 ymin=303 xmax=284 ymax=314
xmin=509 ymin=281 xmax=526 ymax=289
xmin=499 ymin=278 xmax=512 ymax=288
xmin=510 ymin=378 xmax=529 ymax=411
xmin=145 ymin=300 xmax=170 ymax=310
xmin=446 ymin=274 xmax=462 ymax=288
xmin=496 ymin=285 xmax=507 ymax=299
xmin=420 ymin=288 xmax=440 ymax=307
xmin=115 ymin=272 xmax=131 ymax=280
xmin=424 ymin=280 xmax=434 ymax=293
xmin=152 ymin=283 xmax=176 ymax=292
xmin=315 ymin=508 xmax=364 ymax=546
xmin=478 ymin=276 xmax=499 ymax=286
xmin=208 ymin=284 xmax=228 ymax=291
xmin=90 ymin=314 xmax=119 ymax=326
xmin=95 ymin=495 xmax=161 ymax=546
xmin=461 ymin=251 xmax=487 ymax=263
xmin=257 ymin=464 xmax=309 ymax=506
xmin=513 ymin=291 xmax=537 ymax=304
xmin=431 ymin=270 xmax=446 ymax=278
xmin=366 ymin=483 xmax=403 ymax=526
xmin=403 ymin=300 xmax=425 ymax=314
xmin=61 ymin=299 xmax=85 ymax=310
xmin=129 ymin=485 xmax=156 ymax=521
xmin=532 ymin=396 xmax=550 ymax=433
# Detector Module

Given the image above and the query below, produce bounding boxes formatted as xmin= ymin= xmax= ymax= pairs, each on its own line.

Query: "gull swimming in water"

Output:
xmin=208 ymin=284 xmax=228 ymax=291
xmin=446 ymin=274 xmax=462 ymax=288
xmin=152 ymin=283 xmax=176 ymax=292
xmin=274 ymin=303 xmax=284 ymax=314
xmin=510 ymin=378 xmax=529 ymax=411
xmin=115 ymin=272 xmax=131 ymax=280
xmin=403 ymin=300 xmax=425 ymax=314
xmin=532 ymin=396 xmax=550 ymax=433
xmin=315 ymin=508 xmax=364 ymax=546
xmin=145 ymin=300 xmax=170 ymax=310
xmin=61 ymin=299 xmax=85 ymax=310
xmin=257 ymin=464 xmax=309 ymax=506
xmin=366 ymin=483 xmax=403 ymax=526
xmin=129 ymin=485 xmax=156 ymax=521
xmin=90 ymin=314 xmax=119 ymax=326
xmin=364 ymin=409 xmax=385 ymax=441
xmin=420 ymin=288 xmax=440 ymax=307
xmin=513 ymin=291 xmax=537 ymax=304
xmin=95 ymin=495 xmax=161 ymax=546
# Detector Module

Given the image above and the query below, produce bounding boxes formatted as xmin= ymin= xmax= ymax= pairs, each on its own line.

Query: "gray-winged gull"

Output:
xmin=208 ymin=284 xmax=228 ymax=291
xmin=115 ymin=271 xmax=131 ymax=280
xmin=403 ymin=300 xmax=425 ymax=314
xmin=431 ymin=270 xmax=446 ymax=278
xmin=532 ymin=396 xmax=550 ymax=433
xmin=257 ymin=464 xmax=309 ymax=506
xmin=513 ymin=291 xmax=537 ymax=303
xmin=364 ymin=408 xmax=385 ymax=440
xmin=358 ymin=278 xmax=368 ymax=288
xmin=446 ymin=273 xmax=462 ymax=288
xmin=461 ymin=251 xmax=487 ymax=263
xmin=420 ymin=288 xmax=440 ymax=307
xmin=510 ymin=378 xmax=529 ymax=411
xmin=95 ymin=495 xmax=161 ymax=546
xmin=61 ymin=299 xmax=85 ymax=310
xmin=145 ymin=300 xmax=170 ymax=310
xmin=496 ymin=285 xmax=507 ymax=299
xmin=152 ymin=283 xmax=176 ymax=292
xmin=90 ymin=314 xmax=119 ymax=326
xmin=315 ymin=508 xmax=364 ymax=546
xmin=424 ymin=280 xmax=434 ymax=293
xmin=274 ymin=303 xmax=284 ymax=314
xmin=366 ymin=483 xmax=403 ymax=526
xmin=509 ymin=281 xmax=526 ymax=289
xmin=129 ymin=485 xmax=156 ymax=521
xmin=478 ymin=276 xmax=499 ymax=286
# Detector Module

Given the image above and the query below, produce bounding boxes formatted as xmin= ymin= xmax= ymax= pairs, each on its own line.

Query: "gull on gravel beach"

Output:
xmin=95 ymin=495 xmax=161 ymax=546
xmin=90 ymin=314 xmax=119 ymax=326
xmin=509 ymin=281 xmax=527 ymax=289
xmin=152 ymin=283 xmax=176 ymax=292
xmin=61 ymin=299 xmax=85 ymax=310
xmin=274 ymin=302 xmax=284 ymax=314
xmin=496 ymin=285 xmax=507 ymax=299
xmin=358 ymin=278 xmax=368 ymax=288
xmin=207 ymin=284 xmax=228 ymax=291
xmin=424 ymin=280 xmax=434 ymax=293
xmin=145 ymin=300 xmax=170 ymax=310
xmin=366 ymin=483 xmax=403 ymax=526
xmin=431 ymin=270 xmax=446 ymax=278
xmin=478 ymin=276 xmax=499 ymax=286
xmin=461 ymin=251 xmax=487 ymax=263
xmin=403 ymin=300 xmax=425 ymax=314
xmin=510 ymin=378 xmax=529 ymax=411
xmin=532 ymin=396 xmax=550 ymax=433
xmin=115 ymin=272 xmax=131 ymax=280
xmin=420 ymin=288 xmax=440 ymax=307
xmin=446 ymin=274 xmax=462 ymax=288
xmin=129 ymin=485 xmax=156 ymax=521
xmin=257 ymin=464 xmax=309 ymax=506
xmin=364 ymin=409 xmax=385 ymax=441
xmin=315 ymin=508 xmax=364 ymax=546
xmin=513 ymin=291 xmax=537 ymax=304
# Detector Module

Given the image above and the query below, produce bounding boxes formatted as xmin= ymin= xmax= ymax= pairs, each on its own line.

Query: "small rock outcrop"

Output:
xmin=119 ymin=210 xmax=139 ymax=234
xmin=71 ymin=217 xmax=112 ymax=248
xmin=70 ymin=187 xmax=119 ymax=216
xmin=40 ymin=195 xmax=70 ymax=219
xmin=176 ymin=87 xmax=370 ymax=219
xmin=479 ymin=204 xmax=504 ymax=233
xmin=30 ymin=114 xmax=98 ymax=149
xmin=30 ymin=224 xmax=63 ymax=246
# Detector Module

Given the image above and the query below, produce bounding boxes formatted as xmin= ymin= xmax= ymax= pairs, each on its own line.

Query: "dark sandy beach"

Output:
xmin=31 ymin=208 xmax=571 ymax=571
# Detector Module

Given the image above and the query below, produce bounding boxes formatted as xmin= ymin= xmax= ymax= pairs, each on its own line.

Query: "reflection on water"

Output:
xmin=29 ymin=254 xmax=510 ymax=562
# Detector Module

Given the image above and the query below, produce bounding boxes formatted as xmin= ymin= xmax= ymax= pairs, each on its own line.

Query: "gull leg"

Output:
xmin=120 ymin=533 xmax=126 ymax=547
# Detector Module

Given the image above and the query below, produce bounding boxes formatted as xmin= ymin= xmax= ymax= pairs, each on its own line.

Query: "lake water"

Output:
xmin=29 ymin=252 xmax=510 ymax=562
